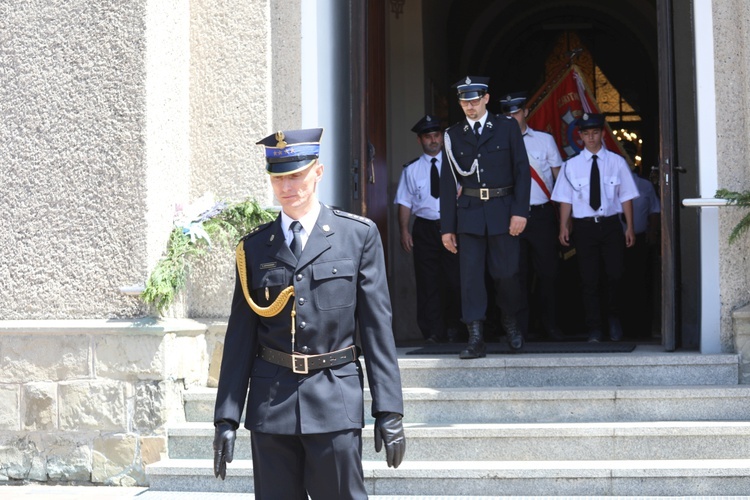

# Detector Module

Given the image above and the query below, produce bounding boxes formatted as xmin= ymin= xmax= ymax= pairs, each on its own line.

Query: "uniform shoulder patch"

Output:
xmin=402 ymin=157 xmax=419 ymax=168
xmin=332 ymin=209 xmax=373 ymax=226
xmin=241 ymin=221 xmax=273 ymax=241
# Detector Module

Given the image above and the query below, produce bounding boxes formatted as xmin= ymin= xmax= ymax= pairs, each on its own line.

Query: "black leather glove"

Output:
xmin=213 ymin=420 xmax=237 ymax=480
xmin=374 ymin=412 xmax=405 ymax=468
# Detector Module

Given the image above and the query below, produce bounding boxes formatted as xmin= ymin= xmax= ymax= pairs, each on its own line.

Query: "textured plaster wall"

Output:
xmin=0 ymin=1 xmax=153 ymax=319
xmin=713 ymin=0 xmax=750 ymax=350
xmin=0 ymin=0 xmax=298 ymax=319
xmin=187 ymin=0 xmax=301 ymax=318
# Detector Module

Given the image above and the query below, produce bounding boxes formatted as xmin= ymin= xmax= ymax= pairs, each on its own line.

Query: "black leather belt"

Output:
xmin=415 ymin=216 xmax=441 ymax=229
xmin=463 ymin=186 xmax=514 ymax=200
xmin=258 ymin=345 xmax=357 ymax=374
xmin=575 ymin=214 xmax=619 ymax=224
xmin=530 ymin=202 xmax=550 ymax=210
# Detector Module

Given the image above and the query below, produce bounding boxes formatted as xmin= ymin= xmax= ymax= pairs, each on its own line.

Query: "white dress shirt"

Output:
xmin=551 ymin=146 xmax=639 ymax=218
xmin=393 ymin=152 xmax=444 ymax=220
xmin=523 ymin=127 xmax=563 ymax=205
xmin=280 ymin=202 xmax=321 ymax=252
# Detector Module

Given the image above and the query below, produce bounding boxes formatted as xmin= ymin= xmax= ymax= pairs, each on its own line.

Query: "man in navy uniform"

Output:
xmin=500 ymin=92 xmax=564 ymax=341
xmin=551 ymin=114 xmax=639 ymax=342
xmin=441 ymin=76 xmax=531 ymax=358
xmin=394 ymin=114 xmax=462 ymax=344
xmin=213 ymin=128 xmax=405 ymax=499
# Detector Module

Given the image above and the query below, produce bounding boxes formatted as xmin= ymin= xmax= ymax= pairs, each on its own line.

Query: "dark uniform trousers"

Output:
xmin=459 ymin=231 xmax=522 ymax=323
xmin=251 ymin=430 xmax=366 ymax=500
xmin=412 ymin=216 xmax=461 ymax=339
xmin=572 ymin=215 xmax=625 ymax=330
xmin=518 ymin=202 xmax=559 ymax=336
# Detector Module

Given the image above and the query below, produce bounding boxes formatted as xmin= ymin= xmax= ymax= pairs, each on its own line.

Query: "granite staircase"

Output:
xmin=146 ymin=345 xmax=750 ymax=496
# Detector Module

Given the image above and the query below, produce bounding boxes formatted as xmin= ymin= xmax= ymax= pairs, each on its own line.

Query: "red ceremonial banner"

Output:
xmin=527 ymin=64 xmax=625 ymax=161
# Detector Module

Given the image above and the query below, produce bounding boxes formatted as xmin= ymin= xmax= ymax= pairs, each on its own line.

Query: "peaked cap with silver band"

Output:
xmin=411 ymin=114 xmax=442 ymax=135
xmin=452 ymin=75 xmax=490 ymax=100
xmin=499 ymin=91 xmax=528 ymax=113
xmin=257 ymin=128 xmax=324 ymax=175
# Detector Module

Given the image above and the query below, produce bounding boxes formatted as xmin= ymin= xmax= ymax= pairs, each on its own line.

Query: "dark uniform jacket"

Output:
xmin=440 ymin=113 xmax=531 ymax=236
xmin=214 ymin=203 xmax=404 ymax=435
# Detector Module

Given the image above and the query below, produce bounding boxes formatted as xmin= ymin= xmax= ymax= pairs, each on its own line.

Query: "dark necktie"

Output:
xmin=289 ymin=221 xmax=302 ymax=260
xmin=589 ymin=154 xmax=601 ymax=211
xmin=473 ymin=121 xmax=481 ymax=139
xmin=430 ymin=157 xmax=439 ymax=198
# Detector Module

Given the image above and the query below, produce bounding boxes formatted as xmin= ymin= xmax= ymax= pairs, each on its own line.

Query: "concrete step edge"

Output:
xmin=147 ymin=458 xmax=750 ymax=477
xmin=184 ymin=385 xmax=750 ymax=400
xmin=167 ymin=420 xmax=750 ymax=437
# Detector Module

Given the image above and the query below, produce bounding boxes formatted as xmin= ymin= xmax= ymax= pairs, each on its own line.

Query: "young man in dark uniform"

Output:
xmin=440 ymin=76 xmax=531 ymax=358
xmin=394 ymin=114 xmax=462 ymax=344
xmin=212 ymin=128 xmax=405 ymax=499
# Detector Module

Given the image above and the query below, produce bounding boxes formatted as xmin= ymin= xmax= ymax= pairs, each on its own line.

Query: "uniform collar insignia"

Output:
xmin=486 ymin=121 xmax=493 ymax=129
xmin=463 ymin=124 xmax=470 ymax=133
xmin=322 ymin=224 xmax=330 ymax=232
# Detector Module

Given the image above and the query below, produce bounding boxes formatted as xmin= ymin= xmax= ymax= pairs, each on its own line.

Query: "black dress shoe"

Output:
xmin=587 ymin=329 xmax=603 ymax=343
xmin=608 ymin=317 xmax=623 ymax=342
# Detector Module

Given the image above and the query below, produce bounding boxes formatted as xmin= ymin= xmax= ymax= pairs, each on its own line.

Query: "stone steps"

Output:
xmin=183 ymin=385 xmax=750 ymax=424
xmin=145 ymin=349 xmax=750 ymax=495
xmin=146 ymin=458 xmax=750 ymax=496
xmin=388 ymin=348 xmax=739 ymax=388
xmin=166 ymin=420 xmax=750 ymax=462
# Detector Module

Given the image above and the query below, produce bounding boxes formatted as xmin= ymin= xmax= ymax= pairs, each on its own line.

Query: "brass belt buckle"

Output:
xmin=292 ymin=354 xmax=309 ymax=374
xmin=480 ymin=188 xmax=489 ymax=200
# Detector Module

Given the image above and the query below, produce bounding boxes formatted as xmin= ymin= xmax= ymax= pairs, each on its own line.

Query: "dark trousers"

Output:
xmin=251 ymin=429 xmax=366 ymax=500
xmin=458 ymin=231 xmax=522 ymax=323
xmin=572 ymin=216 xmax=625 ymax=331
xmin=518 ymin=203 xmax=559 ymax=336
xmin=412 ymin=217 xmax=461 ymax=339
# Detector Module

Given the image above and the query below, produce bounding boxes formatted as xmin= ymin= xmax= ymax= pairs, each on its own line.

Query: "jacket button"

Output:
xmin=332 ymin=268 xmax=337 ymax=274
xmin=298 ymin=297 xmax=306 ymax=305
xmin=296 ymin=274 xmax=303 ymax=281
xmin=477 ymin=153 xmax=482 ymax=158
xmin=299 ymin=321 xmax=306 ymax=329
xmin=299 ymin=345 xmax=310 ymax=354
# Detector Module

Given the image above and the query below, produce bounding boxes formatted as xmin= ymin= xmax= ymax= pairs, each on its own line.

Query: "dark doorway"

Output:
xmin=360 ymin=0 xmax=695 ymax=347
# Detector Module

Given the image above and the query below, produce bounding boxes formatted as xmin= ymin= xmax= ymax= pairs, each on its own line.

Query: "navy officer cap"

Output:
xmin=452 ymin=76 xmax=490 ymax=100
xmin=576 ymin=113 xmax=605 ymax=130
xmin=411 ymin=114 xmax=442 ymax=135
xmin=499 ymin=91 xmax=528 ymax=113
xmin=256 ymin=128 xmax=323 ymax=175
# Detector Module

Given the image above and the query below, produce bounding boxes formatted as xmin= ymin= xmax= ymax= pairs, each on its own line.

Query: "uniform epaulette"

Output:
xmin=241 ymin=221 xmax=273 ymax=241
xmin=402 ymin=157 xmax=419 ymax=168
xmin=332 ymin=209 xmax=373 ymax=226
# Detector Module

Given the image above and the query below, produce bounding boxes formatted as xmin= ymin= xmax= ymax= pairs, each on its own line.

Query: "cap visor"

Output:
xmin=266 ymin=158 xmax=317 ymax=176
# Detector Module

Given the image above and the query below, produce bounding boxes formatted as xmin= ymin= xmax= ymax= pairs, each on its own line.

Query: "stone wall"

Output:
xmin=0 ymin=319 xmax=223 ymax=486
xmin=715 ymin=0 xmax=750 ymax=348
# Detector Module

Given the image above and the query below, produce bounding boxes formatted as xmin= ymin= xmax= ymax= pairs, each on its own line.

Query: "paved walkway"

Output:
xmin=2 ymin=486 xmax=750 ymax=500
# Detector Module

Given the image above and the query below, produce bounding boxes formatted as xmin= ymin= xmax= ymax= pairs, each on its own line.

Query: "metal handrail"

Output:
xmin=682 ymin=198 xmax=730 ymax=207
